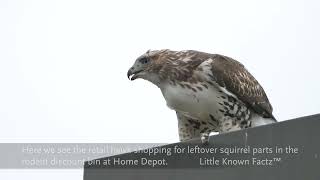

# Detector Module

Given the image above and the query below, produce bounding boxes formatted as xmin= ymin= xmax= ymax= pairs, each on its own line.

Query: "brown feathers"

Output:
xmin=144 ymin=49 xmax=274 ymax=119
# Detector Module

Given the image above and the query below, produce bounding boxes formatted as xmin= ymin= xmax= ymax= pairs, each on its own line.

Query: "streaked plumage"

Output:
xmin=127 ymin=49 xmax=276 ymax=143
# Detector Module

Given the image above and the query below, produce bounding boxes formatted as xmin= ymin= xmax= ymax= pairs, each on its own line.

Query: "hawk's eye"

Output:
xmin=139 ymin=57 xmax=149 ymax=64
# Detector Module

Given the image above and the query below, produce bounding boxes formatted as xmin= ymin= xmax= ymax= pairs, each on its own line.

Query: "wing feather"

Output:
xmin=209 ymin=54 xmax=275 ymax=119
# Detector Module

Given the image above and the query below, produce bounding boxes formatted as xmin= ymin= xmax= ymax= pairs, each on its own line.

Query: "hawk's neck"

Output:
xmin=142 ymin=73 xmax=162 ymax=87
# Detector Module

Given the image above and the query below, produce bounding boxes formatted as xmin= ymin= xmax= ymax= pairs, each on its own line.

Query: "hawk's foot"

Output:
xmin=200 ymin=133 xmax=210 ymax=145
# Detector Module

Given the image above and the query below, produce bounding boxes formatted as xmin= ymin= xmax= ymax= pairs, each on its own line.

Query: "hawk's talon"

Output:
xmin=201 ymin=133 xmax=210 ymax=145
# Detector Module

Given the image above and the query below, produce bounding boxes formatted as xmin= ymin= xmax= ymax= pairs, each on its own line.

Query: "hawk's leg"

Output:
xmin=176 ymin=112 xmax=201 ymax=142
xmin=176 ymin=112 xmax=217 ymax=144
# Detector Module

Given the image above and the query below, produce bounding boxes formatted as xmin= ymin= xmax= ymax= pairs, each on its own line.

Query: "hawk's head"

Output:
xmin=127 ymin=49 xmax=168 ymax=84
xmin=127 ymin=51 xmax=152 ymax=81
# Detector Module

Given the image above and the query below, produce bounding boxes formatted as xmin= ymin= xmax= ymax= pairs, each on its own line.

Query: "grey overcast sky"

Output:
xmin=0 ymin=0 xmax=320 ymax=179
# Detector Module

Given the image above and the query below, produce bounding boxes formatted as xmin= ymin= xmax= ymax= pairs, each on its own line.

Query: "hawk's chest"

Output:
xmin=160 ymin=82 xmax=226 ymax=119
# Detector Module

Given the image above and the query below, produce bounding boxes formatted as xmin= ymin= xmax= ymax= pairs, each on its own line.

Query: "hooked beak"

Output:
xmin=127 ymin=68 xmax=143 ymax=81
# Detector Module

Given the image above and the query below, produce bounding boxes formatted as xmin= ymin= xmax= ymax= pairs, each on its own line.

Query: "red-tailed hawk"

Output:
xmin=127 ymin=50 xmax=276 ymax=143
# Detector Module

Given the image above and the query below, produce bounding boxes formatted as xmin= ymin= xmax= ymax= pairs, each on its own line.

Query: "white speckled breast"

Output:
xmin=160 ymin=81 xmax=226 ymax=120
